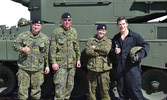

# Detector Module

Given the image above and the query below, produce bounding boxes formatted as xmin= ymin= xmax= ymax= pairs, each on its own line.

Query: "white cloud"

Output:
xmin=0 ymin=0 xmax=30 ymax=27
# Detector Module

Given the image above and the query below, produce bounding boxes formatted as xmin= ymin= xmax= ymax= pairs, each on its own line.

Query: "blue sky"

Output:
xmin=0 ymin=0 xmax=30 ymax=27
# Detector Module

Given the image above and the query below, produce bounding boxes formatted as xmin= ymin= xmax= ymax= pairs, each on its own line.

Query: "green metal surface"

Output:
xmin=28 ymin=0 xmax=167 ymax=24
xmin=0 ymin=41 xmax=6 ymax=60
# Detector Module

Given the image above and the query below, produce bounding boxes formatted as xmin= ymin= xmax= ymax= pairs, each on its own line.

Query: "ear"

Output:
xmin=61 ymin=18 xmax=64 ymax=23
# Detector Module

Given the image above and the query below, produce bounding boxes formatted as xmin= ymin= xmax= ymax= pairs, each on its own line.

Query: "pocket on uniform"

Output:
xmin=16 ymin=69 xmax=22 ymax=85
xmin=57 ymin=38 xmax=65 ymax=45
xmin=39 ymin=43 xmax=46 ymax=53
xmin=23 ymin=41 xmax=28 ymax=47
xmin=19 ymin=53 xmax=27 ymax=61
xmin=39 ymin=58 xmax=44 ymax=63
xmin=56 ymin=57 xmax=62 ymax=61
xmin=57 ymin=39 xmax=65 ymax=51
xmin=103 ymin=58 xmax=112 ymax=71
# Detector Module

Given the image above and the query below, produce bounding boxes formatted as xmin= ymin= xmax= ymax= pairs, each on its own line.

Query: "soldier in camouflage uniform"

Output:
xmin=50 ymin=12 xmax=81 ymax=100
xmin=13 ymin=19 xmax=50 ymax=100
xmin=85 ymin=24 xmax=112 ymax=100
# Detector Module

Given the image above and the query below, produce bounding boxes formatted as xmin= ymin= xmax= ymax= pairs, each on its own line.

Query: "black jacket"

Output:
xmin=111 ymin=29 xmax=149 ymax=78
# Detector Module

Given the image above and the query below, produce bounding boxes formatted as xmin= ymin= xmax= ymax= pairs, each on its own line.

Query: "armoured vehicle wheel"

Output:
xmin=0 ymin=65 xmax=16 ymax=95
xmin=142 ymin=69 xmax=167 ymax=100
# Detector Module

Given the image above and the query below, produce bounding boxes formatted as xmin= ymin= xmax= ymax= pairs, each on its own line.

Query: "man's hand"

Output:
xmin=115 ymin=44 xmax=121 ymax=54
xmin=45 ymin=66 xmax=50 ymax=74
xmin=132 ymin=54 xmax=139 ymax=63
xmin=76 ymin=61 xmax=81 ymax=68
xmin=52 ymin=63 xmax=59 ymax=71
xmin=99 ymin=52 xmax=107 ymax=56
xmin=22 ymin=45 xmax=30 ymax=53
xmin=91 ymin=45 xmax=96 ymax=49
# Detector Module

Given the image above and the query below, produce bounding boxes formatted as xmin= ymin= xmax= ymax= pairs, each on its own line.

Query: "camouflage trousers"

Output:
xmin=17 ymin=69 xmax=44 ymax=100
xmin=87 ymin=71 xmax=111 ymax=100
xmin=53 ymin=67 xmax=76 ymax=100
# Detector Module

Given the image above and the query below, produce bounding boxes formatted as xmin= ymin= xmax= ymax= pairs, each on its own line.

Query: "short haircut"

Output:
xmin=117 ymin=16 xmax=128 ymax=24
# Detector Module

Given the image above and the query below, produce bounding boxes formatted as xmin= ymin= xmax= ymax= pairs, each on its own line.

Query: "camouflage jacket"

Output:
xmin=85 ymin=35 xmax=112 ymax=72
xmin=13 ymin=31 xmax=50 ymax=72
xmin=50 ymin=26 xmax=81 ymax=68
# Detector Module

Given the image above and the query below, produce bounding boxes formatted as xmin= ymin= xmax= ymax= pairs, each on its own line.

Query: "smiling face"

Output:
xmin=61 ymin=18 xmax=72 ymax=29
xmin=97 ymin=29 xmax=107 ymax=39
xmin=117 ymin=19 xmax=128 ymax=34
xmin=31 ymin=23 xmax=42 ymax=35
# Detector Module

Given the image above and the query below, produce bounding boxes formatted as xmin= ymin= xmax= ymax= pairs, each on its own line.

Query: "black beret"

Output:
xmin=31 ymin=18 xmax=42 ymax=24
xmin=61 ymin=12 xmax=71 ymax=18
xmin=97 ymin=24 xmax=107 ymax=30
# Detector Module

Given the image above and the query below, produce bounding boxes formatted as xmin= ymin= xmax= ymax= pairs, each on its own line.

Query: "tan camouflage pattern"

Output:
xmin=85 ymin=35 xmax=112 ymax=72
xmin=17 ymin=69 xmax=44 ymax=100
xmin=13 ymin=30 xmax=50 ymax=72
xmin=50 ymin=26 xmax=81 ymax=68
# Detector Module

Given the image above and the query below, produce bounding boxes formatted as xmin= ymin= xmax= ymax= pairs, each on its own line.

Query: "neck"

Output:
xmin=121 ymin=29 xmax=129 ymax=36
xmin=63 ymin=26 xmax=70 ymax=30
xmin=121 ymin=29 xmax=129 ymax=40
xmin=97 ymin=35 xmax=104 ymax=40
xmin=32 ymin=31 xmax=39 ymax=36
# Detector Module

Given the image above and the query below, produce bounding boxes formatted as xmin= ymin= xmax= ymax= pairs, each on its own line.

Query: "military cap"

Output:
xmin=31 ymin=18 xmax=42 ymax=24
xmin=61 ymin=12 xmax=71 ymax=18
xmin=97 ymin=24 xmax=107 ymax=30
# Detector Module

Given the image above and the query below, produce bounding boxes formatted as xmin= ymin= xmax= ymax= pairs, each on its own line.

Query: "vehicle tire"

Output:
xmin=0 ymin=65 xmax=16 ymax=95
xmin=142 ymin=69 xmax=167 ymax=100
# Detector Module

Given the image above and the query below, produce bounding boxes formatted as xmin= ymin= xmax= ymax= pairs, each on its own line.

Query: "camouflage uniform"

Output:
xmin=13 ymin=30 xmax=50 ymax=100
xmin=50 ymin=26 xmax=81 ymax=100
xmin=85 ymin=35 xmax=112 ymax=100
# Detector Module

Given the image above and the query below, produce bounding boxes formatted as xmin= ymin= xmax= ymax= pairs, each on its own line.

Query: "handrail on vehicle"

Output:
xmin=53 ymin=1 xmax=111 ymax=6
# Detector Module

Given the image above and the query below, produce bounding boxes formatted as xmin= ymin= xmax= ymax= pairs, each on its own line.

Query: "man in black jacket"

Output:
xmin=111 ymin=16 xmax=149 ymax=100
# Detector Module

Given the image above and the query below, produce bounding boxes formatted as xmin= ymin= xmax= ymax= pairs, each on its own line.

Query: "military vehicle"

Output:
xmin=0 ymin=0 xmax=167 ymax=100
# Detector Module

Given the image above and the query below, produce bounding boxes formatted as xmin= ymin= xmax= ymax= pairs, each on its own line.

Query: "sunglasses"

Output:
xmin=63 ymin=19 xmax=71 ymax=21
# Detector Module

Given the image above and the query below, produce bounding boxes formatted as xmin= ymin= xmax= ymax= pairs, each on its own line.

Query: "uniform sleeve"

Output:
xmin=94 ymin=39 xmax=112 ymax=55
xmin=13 ymin=33 xmax=24 ymax=52
xmin=44 ymin=37 xmax=50 ymax=67
xmin=85 ymin=38 xmax=99 ymax=57
xmin=49 ymin=30 xmax=58 ymax=64
xmin=73 ymin=30 xmax=81 ymax=61
xmin=136 ymin=34 xmax=149 ymax=59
